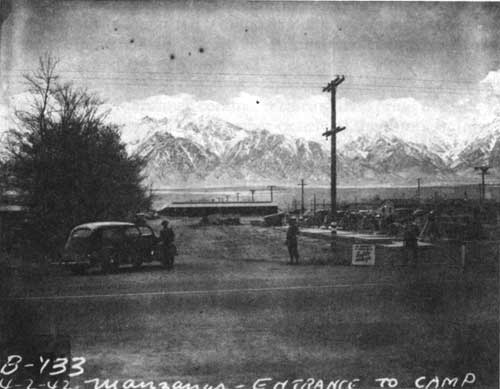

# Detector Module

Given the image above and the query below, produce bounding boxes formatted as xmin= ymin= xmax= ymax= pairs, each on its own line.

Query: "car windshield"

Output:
xmin=65 ymin=228 xmax=95 ymax=252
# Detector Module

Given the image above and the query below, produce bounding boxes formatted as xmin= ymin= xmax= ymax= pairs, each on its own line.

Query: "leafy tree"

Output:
xmin=6 ymin=56 xmax=151 ymax=254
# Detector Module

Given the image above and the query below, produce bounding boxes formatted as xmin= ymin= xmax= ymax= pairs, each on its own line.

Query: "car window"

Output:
xmin=72 ymin=228 xmax=92 ymax=238
xmin=124 ymin=226 xmax=140 ymax=238
xmin=102 ymin=228 xmax=124 ymax=242
xmin=138 ymin=226 xmax=153 ymax=236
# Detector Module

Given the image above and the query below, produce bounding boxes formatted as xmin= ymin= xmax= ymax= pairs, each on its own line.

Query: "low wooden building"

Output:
xmin=160 ymin=201 xmax=278 ymax=217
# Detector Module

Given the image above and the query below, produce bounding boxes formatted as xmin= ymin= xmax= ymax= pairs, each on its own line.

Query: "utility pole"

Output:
xmin=313 ymin=193 xmax=317 ymax=216
xmin=417 ymin=178 xmax=421 ymax=202
xmin=474 ymin=166 xmax=490 ymax=202
xmin=298 ymin=179 xmax=307 ymax=215
xmin=250 ymin=189 xmax=256 ymax=202
xmin=268 ymin=185 xmax=276 ymax=202
xmin=322 ymin=75 xmax=345 ymax=221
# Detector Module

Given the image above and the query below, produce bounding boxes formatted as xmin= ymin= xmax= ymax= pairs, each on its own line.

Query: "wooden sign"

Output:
xmin=352 ymin=244 xmax=375 ymax=266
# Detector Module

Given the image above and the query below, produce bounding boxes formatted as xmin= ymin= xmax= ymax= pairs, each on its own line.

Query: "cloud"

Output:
xmin=481 ymin=69 xmax=500 ymax=95
xmin=106 ymin=92 xmax=330 ymax=141
xmin=3 ymin=69 xmax=500 ymax=151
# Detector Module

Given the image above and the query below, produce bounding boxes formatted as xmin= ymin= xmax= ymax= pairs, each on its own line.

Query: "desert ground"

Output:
xmin=1 ymin=219 xmax=498 ymax=389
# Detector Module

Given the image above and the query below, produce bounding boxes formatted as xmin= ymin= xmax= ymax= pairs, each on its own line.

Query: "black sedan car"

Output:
xmin=62 ymin=221 xmax=160 ymax=274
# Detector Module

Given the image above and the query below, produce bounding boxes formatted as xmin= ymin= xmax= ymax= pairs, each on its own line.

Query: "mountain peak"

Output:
xmin=126 ymin=109 xmax=500 ymax=187
xmin=141 ymin=115 xmax=155 ymax=122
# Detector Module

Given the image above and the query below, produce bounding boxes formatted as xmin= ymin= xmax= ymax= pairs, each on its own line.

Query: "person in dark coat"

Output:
xmin=426 ymin=211 xmax=440 ymax=242
xmin=403 ymin=217 xmax=419 ymax=266
xmin=160 ymin=220 xmax=175 ymax=244
xmin=160 ymin=220 xmax=176 ymax=268
xmin=286 ymin=218 xmax=300 ymax=265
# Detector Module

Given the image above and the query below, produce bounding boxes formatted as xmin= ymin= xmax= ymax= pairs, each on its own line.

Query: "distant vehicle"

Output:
xmin=136 ymin=211 xmax=160 ymax=220
xmin=62 ymin=221 xmax=162 ymax=274
xmin=393 ymin=208 xmax=414 ymax=222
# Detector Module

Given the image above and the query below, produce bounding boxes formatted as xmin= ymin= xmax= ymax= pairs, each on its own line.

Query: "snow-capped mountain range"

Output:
xmin=123 ymin=108 xmax=500 ymax=187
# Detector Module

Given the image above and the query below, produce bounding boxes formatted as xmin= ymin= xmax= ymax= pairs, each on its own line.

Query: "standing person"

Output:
xmin=427 ymin=211 xmax=441 ymax=242
xmin=286 ymin=218 xmax=300 ymax=265
xmin=134 ymin=213 xmax=147 ymax=226
xmin=160 ymin=220 xmax=176 ymax=269
xmin=403 ymin=217 xmax=419 ymax=266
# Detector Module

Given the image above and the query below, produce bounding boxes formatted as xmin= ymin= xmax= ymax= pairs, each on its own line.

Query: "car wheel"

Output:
xmin=100 ymin=253 xmax=120 ymax=274
xmin=162 ymin=256 xmax=174 ymax=270
xmin=132 ymin=257 xmax=143 ymax=269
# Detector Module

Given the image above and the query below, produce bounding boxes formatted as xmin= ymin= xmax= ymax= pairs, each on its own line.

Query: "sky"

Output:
xmin=1 ymin=0 xmax=500 ymax=144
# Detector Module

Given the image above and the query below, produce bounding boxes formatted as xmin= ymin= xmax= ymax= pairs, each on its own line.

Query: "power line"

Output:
xmin=5 ymin=71 xmax=493 ymax=91
xmin=5 ymin=78 xmax=492 ymax=96
xmin=3 ymin=68 xmax=490 ymax=86
xmin=4 ymin=68 xmax=493 ymax=91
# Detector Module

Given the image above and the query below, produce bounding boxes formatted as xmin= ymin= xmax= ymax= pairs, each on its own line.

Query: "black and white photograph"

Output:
xmin=0 ymin=1 xmax=499 ymax=388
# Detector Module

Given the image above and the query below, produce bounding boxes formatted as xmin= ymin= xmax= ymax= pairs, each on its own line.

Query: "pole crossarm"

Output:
xmin=332 ymin=75 xmax=345 ymax=87
xmin=322 ymin=128 xmax=333 ymax=138
xmin=474 ymin=166 xmax=490 ymax=174
xmin=322 ymin=75 xmax=345 ymax=92
xmin=322 ymin=126 xmax=346 ymax=139
xmin=322 ymin=84 xmax=332 ymax=93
